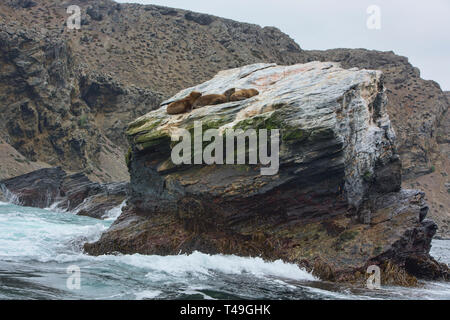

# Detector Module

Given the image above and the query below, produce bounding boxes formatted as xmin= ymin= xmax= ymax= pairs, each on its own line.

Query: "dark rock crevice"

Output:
xmin=0 ymin=167 xmax=128 ymax=219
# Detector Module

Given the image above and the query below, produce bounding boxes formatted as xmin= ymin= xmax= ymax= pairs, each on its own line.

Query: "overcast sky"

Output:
xmin=116 ymin=0 xmax=450 ymax=90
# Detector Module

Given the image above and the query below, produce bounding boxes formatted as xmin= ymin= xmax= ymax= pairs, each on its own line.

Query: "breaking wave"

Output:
xmin=0 ymin=202 xmax=448 ymax=300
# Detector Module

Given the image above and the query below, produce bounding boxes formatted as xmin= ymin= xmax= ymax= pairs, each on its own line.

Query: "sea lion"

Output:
xmin=224 ymin=88 xmax=236 ymax=100
xmin=229 ymin=88 xmax=259 ymax=102
xmin=166 ymin=91 xmax=202 ymax=115
xmin=192 ymin=88 xmax=236 ymax=109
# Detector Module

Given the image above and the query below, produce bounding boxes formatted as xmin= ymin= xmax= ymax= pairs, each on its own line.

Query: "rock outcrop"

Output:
xmin=0 ymin=167 xmax=128 ymax=219
xmin=1 ymin=1 xmax=447 ymax=232
xmin=0 ymin=137 xmax=49 ymax=180
xmin=84 ymin=62 xmax=448 ymax=284
xmin=1 ymin=1 xmax=448 ymax=242
xmin=304 ymin=49 xmax=448 ymax=180
xmin=2 ymin=1 xmax=447 ymax=184
xmin=0 ymin=0 xmax=304 ymax=182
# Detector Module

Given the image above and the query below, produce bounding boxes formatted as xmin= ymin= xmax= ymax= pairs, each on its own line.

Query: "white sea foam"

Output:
xmin=0 ymin=204 xmax=109 ymax=261
xmin=102 ymin=201 xmax=126 ymax=221
xmin=134 ymin=290 xmax=162 ymax=300
xmin=0 ymin=204 xmax=316 ymax=282
xmin=431 ymin=239 xmax=450 ymax=264
xmin=0 ymin=184 xmax=20 ymax=205
xmin=1 ymin=202 xmax=449 ymax=300
xmin=94 ymin=251 xmax=317 ymax=282
xmin=44 ymin=200 xmax=67 ymax=213
xmin=180 ymin=288 xmax=215 ymax=300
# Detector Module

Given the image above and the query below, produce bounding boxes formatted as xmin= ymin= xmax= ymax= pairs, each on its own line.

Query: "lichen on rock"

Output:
xmin=84 ymin=62 xmax=449 ymax=284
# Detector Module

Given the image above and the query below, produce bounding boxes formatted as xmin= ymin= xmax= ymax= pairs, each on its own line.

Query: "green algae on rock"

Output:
xmin=85 ymin=62 xmax=449 ymax=285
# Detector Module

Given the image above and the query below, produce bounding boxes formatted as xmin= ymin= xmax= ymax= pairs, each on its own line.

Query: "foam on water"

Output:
xmin=0 ymin=203 xmax=315 ymax=281
xmin=0 ymin=184 xmax=20 ymax=205
xmin=102 ymin=201 xmax=126 ymax=221
xmin=0 ymin=202 xmax=449 ymax=300
xmin=44 ymin=200 xmax=67 ymax=213
xmin=431 ymin=239 xmax=450 ymax=264
xmin=0 ymin=203 xmax=109 ymax=261
xmin=90 ymin=251 xmax=316 ymax=282
xmin=135 ymin=290 xmax=162 ymax=300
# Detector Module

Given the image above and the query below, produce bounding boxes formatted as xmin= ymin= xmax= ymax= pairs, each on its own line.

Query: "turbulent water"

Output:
xmin=0 ymin=201 xmax=449 ymax=300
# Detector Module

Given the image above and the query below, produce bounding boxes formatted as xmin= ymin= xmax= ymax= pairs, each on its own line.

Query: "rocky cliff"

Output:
xmin=0 ymin=0 xmax=304 ymax=182
xmin=302 ymin=51 xmax=449 ymax=238
xmin=0 ymin=137 xmax=49 ymax=179
xmin=0 ymin=13 xmax=159 ymax=182
xmin=1 ymin=0 xmax=447 ymax=188
xmin=84 ymin=62 xmax=448 ymax=284
xmin=304 ymin=49 xmax=448 ymax=180
xmin=1 ymin=1 xmax=448 ymax=249
xmin=0 ymin=167 xmax=127 ymax=219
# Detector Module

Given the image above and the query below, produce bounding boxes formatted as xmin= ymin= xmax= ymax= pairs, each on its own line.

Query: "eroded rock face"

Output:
xmin=0 ymin=0 xmax=304 ymax=183
xmin=84 ymin=62 xmax=448 ymax=283
xmin=1 ymin=1 xmax=447 ymax=190
xmin=305 ymin=49 xmax=448 ymax=180
xmin=0 ymin=22 xmax=160 ymax=182
xmin=0 ymin=167 xmax=128 ymax=219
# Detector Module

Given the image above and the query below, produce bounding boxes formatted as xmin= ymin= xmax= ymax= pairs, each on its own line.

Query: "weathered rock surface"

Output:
xmin=0 ymin=0 xmax=303 ymax=182
xmin=0 ymin=167 xmax=128 ymax=219
xmin=304 ymin=52 xmax=449 ymax=238
xmin=1 ymin=0 xmax=448 ymax=250
xmin=2 ymin=1 xmax=446 ymax=183
xmin=84 ymin=62 xmax=448 ymax=284
xmin=0 ymin=20 xmax=158 ymax=182
xmin=0 ymin=137 xmax=49 ymax=180
xmin=305 ymin=49 xmax=448 ymax=180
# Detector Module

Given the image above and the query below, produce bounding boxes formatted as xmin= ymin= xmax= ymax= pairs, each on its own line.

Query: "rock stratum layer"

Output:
xmin=0 ymin=167 xmax=127 ymax=219
xmin=0 ymin=0 xmax=302 ymax=182
xmin=0 ymin=0 xmax=447 ymax=181
xmin=1 ymin=0 xmax=447 ymax=236
xmin=84 ymin=62 xmax=448 ymax=284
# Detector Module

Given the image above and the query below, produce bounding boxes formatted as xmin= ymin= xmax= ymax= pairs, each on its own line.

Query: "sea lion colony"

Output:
xmin=166 ymin=88 xmax=259 ymax=115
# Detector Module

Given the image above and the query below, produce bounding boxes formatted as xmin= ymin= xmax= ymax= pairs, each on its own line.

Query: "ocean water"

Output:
xmin=0 ymin=201 xmax=448 ymax=300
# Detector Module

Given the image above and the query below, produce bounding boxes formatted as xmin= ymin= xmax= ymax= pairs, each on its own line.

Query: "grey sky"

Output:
xmin=116 ymin=0 xmax=450 ymax=90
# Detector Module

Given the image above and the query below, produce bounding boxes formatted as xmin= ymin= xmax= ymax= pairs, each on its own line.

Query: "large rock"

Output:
xmin=85 ymin=62 xmax=448 ymax=284
xmin=0 ymin=167 xmax=128 ymax=219
xmin=305 ymin=49 xmax=448 ymax=180
xmin=1 ymin=0 xmax=447 ymax=186
xmin=1 ymin=3 xmax=448 ymax=240
xmin=1 ymin=0 xmax=448 ymax=245
xmin=0 ymin=0 xmax=303 ymax=183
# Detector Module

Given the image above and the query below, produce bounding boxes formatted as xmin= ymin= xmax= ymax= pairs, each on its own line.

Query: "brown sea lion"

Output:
xmin=224 ymin=88 xmax=236 ymax=100
xmin=192 ymin=88 xmax=236 ymax=109
xmin=166 ymin=91 xmax=202 ymax=115
xmin=229 ymin=88 xmax=259 ymax=102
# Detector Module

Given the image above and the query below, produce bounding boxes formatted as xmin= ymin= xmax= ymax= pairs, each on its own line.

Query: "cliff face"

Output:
xmin=0 ymin=137 xmax=49 ymax=180
xmin=1 ymin=0 xmax=448 ymax=188
xmin=0 ymin=0 xmax=304 ymax=181
xmin=84 ymin=62 xmax=448 ymax=283
xmin=1 ymin=0 xmax=448 ymax=282
xmin=305 ymin=49 xmax=448 ymax=180
xmin=0 ymin=167 xmax=128 ymax=219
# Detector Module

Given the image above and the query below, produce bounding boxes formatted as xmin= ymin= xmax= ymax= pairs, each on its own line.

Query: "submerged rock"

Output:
xmin=0 ymin=167 xmax=128 ymax=219
xmin=84 ymin=62 xmax=448 ymax=284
